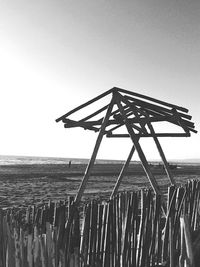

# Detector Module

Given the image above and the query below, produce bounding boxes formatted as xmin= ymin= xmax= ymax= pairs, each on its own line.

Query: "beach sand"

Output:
xmin=0 ymin=162 xmax=200 ymax=209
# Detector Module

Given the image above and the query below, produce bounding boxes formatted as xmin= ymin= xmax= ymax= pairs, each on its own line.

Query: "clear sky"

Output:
xmin=0 ymin=0 xmax=199 ymax=161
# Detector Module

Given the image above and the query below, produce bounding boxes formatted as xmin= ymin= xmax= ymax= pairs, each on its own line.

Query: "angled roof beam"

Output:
xmin=140 ymin=107 xmax=195 ymax=130
xmin=115 ymin=87 xmax=189 ymax=113
xmin=95 ymin=107 xmax=136 ymax=134
xmin=124 ymin=95 xmax=192 ymax=121
xmin=125 ymin=97 xmax=195 ymax=132
xmin=108 ymin=99 xmax=196 ymax=134
xmin=79 ymin=104 xmax=109 ymax=122
xmin=118 ymin=93 xmax=149 ymax=134
xmin=56 ymin=88 xmax=114 ymax=122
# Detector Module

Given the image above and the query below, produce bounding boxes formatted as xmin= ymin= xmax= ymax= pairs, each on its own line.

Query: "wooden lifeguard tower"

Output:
xmin=56 ymin=87 xmax=197 ymax=204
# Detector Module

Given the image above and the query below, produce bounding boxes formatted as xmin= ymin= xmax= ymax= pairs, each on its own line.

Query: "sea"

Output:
xmin=0 ymin=155 xmax=200 ymax=166
xmin=0 ymin=155 xmax=83 ymax=165
xmin=0 ymin=155 xmax=126 ymax=165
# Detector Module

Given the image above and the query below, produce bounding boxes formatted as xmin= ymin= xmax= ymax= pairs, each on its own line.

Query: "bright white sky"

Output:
xmin=0 ymin=0 xmax=199 ymax=161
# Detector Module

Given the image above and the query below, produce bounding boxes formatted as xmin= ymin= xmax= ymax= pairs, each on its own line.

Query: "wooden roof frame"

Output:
xmin=56 ymin=87 xmax=197 ymax=206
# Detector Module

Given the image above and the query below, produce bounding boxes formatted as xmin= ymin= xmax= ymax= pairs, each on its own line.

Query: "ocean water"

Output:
xmin=0 ymin=155 xmax=88 ymax=165
xmin=0 ymin=155 xmax=125 ymax=166
xmin=1 ymin=155 xmax=200 ymax=166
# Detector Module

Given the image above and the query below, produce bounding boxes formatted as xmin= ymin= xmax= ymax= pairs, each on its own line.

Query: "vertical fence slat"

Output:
xmin=2 ymin=179 xmax=200 ymax=267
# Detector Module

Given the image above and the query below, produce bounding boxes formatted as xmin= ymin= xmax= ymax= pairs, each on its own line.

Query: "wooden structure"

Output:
xmin=56 ymin=87 xmax=197 ymax=203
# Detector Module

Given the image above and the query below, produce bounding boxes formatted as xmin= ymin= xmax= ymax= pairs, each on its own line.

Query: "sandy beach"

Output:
xmin=1 ymin=162 xmax=200 ymax=209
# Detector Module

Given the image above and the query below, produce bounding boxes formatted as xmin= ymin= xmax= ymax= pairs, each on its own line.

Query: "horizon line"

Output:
xmin=1 ymin=154 xmax=200 ymax=163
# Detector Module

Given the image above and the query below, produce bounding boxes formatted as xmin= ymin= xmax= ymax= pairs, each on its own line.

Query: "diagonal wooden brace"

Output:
xmin=110 ymin=144 xmax=137 ymax=198
xmin=114 ymin=92 xmax=161 ymax=196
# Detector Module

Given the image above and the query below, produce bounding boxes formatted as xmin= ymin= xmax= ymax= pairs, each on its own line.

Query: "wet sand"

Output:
xmin=0 ymin=163 xmax=200 ymax=209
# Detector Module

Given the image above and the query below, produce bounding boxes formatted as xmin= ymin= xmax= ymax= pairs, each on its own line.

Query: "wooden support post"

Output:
xmin=147 ymin=121 xmax=176 ymax=186
xmin=114 ymin=92 xmax=161 ymax=196
xmin=110 ymin=144 xmax=136 ymax=199
xmin=74 ymin=97 xmax=115 ymax=204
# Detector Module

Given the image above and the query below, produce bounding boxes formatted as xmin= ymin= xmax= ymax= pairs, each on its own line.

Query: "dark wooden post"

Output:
xmin=114 ymin=92 xmax=161 ymax=196
xmin=75 ymin=97 xmax=115 ymax=203
xmin=147 ymin=120 xmax=176 ymax=186
xmin=110 ymin=144 xmax=136 ymax=198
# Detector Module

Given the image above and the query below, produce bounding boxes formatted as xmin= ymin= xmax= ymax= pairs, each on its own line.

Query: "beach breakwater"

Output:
xmin=1 ymin=180 xmax=200 ymax=266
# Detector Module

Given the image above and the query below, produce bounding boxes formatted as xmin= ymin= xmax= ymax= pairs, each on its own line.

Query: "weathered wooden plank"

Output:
xmin=75 ymin=98 xmax=115 ymax=203
xmin=110 ymin=144 xmax=136 ymax=198
xmin=117 ymin=92 xmax=195 ymax=135
xmin=107 ymin=133 xmax=191 ymax=138
xmin=124 ymin=95 xmax=192 ymax=120
xmin=114 ymin=92 xmax=161 ymax=196
xmin=106 ymin=113 xmax=180 ymax=135
xmin=63 ymin=119 xmax=100 ymax=132
xmin=125 ymin=95 xmax=195 ymax=133
xmin=116 ymin=87 xmax=189 ymax=113
xmin=147 ymin=120 xmax=176 ymax=186
xmin=143 ymin=106 xmax=194 ymax=128
xmin=56 ymin=88 xmax=114 ymax=122
xmin=180 ymin=216 xmax=194 ymax=266
xmin=120 ymin=94 xmax=149 ymax=134
xmin=80 ymin=104 xmax=109 ymax=122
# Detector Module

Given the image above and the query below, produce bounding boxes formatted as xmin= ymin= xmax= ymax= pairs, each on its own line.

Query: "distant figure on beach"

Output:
xmin=68 ymin=160 xmax=72 ymax=168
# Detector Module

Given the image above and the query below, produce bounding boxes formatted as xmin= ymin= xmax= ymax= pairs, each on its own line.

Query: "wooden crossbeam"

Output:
xmin=63 ymin=119 xmax=100 ymax=132
xmin=106 ymin=116 xmax=195 ymax=137
xmin=107 ymin=133 xmax=191 ymax=138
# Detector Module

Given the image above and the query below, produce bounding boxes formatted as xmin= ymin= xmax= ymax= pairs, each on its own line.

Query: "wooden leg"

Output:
xmin=115 ymin=94 xmax=161 ymax=196
xmin=110 ymin=144 xmax=136 ymax=199
xmin=75 ymin=98 xmax=115 ymax=204
xmin=147 ymin=121 xmax=176 ymax=186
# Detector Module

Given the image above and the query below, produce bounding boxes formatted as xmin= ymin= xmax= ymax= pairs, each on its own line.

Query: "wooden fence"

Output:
xmin=1 ymin=179 xmax=200 ymax=266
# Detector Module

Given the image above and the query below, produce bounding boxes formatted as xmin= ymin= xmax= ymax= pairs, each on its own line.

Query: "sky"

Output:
xmin=0 ymin=0 xmax=200 ymax=161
